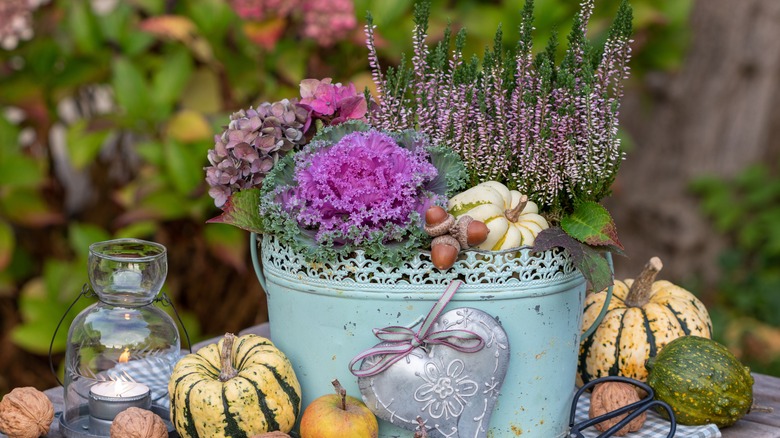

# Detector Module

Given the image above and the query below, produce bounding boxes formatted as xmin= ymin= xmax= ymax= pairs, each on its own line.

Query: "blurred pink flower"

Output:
xmin=300 ymin=0 xmax=356 ymax=47
xmin=1 ymin=0 xmax=48 ymax=50
xmin=229 ymin=0 xmax=299 ymax=21
xmin=299 ymin=78 xmax=367 ymax=124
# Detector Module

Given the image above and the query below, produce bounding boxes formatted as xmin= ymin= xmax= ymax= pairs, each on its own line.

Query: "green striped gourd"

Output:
xmin=647 ymin=335 xmax=754 ymax=427
xmin=447 ymin=181 xmax=548 ymax=250
xmin=577 ymin=257 xmax=712 ymax=385
xmin=169 ymin=333 xmax=301 ymax=437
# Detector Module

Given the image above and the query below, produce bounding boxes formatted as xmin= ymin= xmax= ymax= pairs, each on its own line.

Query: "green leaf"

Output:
xmin=164 ymin=139 xmax=205 ymax=195
xmin=561 ymin=201 xmax=623 ymax=249
xmin=152 ymin=48 xmax=194 ymax=110
xmin=166 ymin=110 xmax=212 ymax=143
xmin=112 ymin=57 xmax=151 ymax=120
xmin=0 ymin=220 xmax=14 ymax=270
xmin=25 ymin=40 xmax=60 ymax=82
xmin=180 ymin=68 xmax=222 ymax=114
xmin=0 ymin=117 xmax=20 ymax=158
xmin=12 ymin=316 xmax=68 ymax=354
xmin=186 ymin=0 xmax=235 ymax=37
xmin=67 ymin=1 xmax=103 ymax=54
xmin=66 ymin=120 xmax=110 ymax=170
xmin=68 ymin=223 xmax=111 ymax=260
xmin=0 ymin=154 xmax=44 ymax=188
xmin=133 ymin=0 xmax=166 ymax=15
xmin=131 ymin=191 xmax=193 ymax=221
xmin=14 ymin=262 xmax=91 ymax=354
xmin=274 ymin=44 xmax=307 ymax=85
xmin=204 ymin=224 xmax=247 ymax=272
xmin=0 ymin=188 xmax=62 ymax=227
xmin=42 ymin=259 xmax=88 ymax=302
xmin=357 ymin=0 xmax=412 ymax=27
xmin=135 ymin=140 xmax=165 ymax=166
xmin=114 ymin=221 xmax=158 ymax=240
xmin=206 ymin=189 xmax=264 ymax=234
xmin=533 ymin=227 xmax=615 ymax=292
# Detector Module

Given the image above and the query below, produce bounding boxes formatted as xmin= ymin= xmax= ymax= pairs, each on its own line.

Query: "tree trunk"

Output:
xmin=607 ymin=0 xmax=780 ymax=289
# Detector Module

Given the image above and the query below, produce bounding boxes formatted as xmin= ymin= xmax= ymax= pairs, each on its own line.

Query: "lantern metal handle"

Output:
xmin=48 ymin=284 xmax=192 ymax=387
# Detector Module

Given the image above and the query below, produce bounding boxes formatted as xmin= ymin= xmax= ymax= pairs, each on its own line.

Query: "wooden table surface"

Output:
xmin=9 ymin=324 xmax=780 ymax=437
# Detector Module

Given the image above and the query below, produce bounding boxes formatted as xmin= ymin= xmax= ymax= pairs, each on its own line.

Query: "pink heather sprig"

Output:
xmin=366 ymin=0 xmax=633 ymax=218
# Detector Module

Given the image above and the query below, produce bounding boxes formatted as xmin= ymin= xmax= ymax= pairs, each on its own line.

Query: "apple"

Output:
xmin=299 ymin=379 xmax=378 ymax=438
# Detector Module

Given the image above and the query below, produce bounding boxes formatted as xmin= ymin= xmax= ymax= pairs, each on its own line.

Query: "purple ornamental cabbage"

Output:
xmin=283 ymin=129 xmax=438 ymax=244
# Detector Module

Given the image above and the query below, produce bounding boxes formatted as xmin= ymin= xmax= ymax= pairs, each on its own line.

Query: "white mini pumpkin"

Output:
xmin=447 ymin=181 xmax=548 ymax=250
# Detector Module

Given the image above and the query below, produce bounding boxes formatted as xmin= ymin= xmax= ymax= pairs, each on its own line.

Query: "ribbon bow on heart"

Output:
xmin=349 ymin=280 xmax=485 ymax=378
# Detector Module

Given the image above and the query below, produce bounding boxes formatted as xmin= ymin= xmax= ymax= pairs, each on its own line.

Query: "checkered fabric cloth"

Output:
xmin=572 ymin=390 xmax=721 ymax=438
xmin=104 ymin=354 xmax=179 ymax=409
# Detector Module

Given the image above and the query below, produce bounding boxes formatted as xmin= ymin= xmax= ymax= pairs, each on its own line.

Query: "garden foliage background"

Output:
xmin=1 ymin=0 xmax=779 ymax=396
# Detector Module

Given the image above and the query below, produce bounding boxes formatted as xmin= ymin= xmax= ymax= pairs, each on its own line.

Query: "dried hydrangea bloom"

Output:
xmin=283 ymin=129 xmax=438 ymax=244
xmin=0 ymin=0 xmax=48 ymax=50
xmin=300 ymin=0 xmax=357 ymax=47
xmin=205 ymin=99 xmax=311 ymax=208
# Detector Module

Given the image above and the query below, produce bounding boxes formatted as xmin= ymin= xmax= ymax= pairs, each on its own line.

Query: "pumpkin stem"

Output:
xmin=332 ymin=379 xmax=347 ymax=411
xmin=504 ymin=195 xmax=528 ymax=223
xmin=219 ymin=333 xmax=239 ymax=382
xmin=624 ymin=257 xmax=663 ymax=307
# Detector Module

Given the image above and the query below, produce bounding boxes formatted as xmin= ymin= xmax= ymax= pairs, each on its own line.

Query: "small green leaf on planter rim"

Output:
xmin=206 ymin=189 xmax=264 ymax=234
xmin=561 ymin=201 xmax=623 ymax=249
xmin=532 ymin=227 xmax=614 ymax=292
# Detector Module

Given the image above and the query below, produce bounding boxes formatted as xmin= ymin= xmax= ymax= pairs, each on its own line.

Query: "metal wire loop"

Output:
xmin=569 ymin=375 xmax=677 ymax=438
xmin=48 ymin=285 xmax=193 ymax=387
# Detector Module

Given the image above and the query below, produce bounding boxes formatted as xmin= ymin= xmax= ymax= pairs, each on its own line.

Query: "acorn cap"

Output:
xmin=450 ymin=216 xmax=474 ymax=249
xmin=424 ymin=212 xmax=456 ymax=237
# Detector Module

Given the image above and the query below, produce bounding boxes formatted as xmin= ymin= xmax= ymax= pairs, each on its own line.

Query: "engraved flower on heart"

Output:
xmin=414 ymin=358 xmax=478 ymax=419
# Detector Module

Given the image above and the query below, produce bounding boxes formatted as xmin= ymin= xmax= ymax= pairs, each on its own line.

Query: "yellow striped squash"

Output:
xmin=447 ymin=181 xmax=549 ymax=250
xmin=169 ymin=333 xmax=301 ymax=438
xmin=577 ymin=257 xmax=713 ymax=385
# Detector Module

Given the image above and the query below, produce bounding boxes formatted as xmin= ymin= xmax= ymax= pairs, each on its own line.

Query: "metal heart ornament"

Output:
xmin=349 ymin=281 xmax=510 ymax=438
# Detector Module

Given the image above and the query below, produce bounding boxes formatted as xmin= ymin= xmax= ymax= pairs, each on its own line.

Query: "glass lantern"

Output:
xmin=60 ymin=239 xmax=180 ymax=437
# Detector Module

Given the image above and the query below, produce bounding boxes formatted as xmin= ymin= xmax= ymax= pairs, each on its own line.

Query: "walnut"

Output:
xmin=588 ymin=382 xmax=647 ymax=436
xmin=249 ymin=432 xmax=292 ymax=438
xmin=110 ymin=407 xmax=167 ymax=438
xmin=0 ymin=387 xmax=54 ymax=438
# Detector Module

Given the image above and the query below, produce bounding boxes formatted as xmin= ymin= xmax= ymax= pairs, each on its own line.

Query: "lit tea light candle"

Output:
xmin=90 ymin=380 xmax=150 ymax=399
xmin=88 ymin=380 xmax=151 ymax=436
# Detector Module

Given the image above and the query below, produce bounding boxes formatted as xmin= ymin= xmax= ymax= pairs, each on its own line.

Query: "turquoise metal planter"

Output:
xmin=251 ymin=233 xmax=608 ymax=438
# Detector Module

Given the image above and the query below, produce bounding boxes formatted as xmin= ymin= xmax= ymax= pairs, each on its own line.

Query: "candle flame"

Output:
xmin=118 ymin=348 xmax=131 ymax=363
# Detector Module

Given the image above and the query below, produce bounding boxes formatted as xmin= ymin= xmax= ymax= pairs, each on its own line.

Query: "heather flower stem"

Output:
xmin=504 ymin=195 xmax=529 ymax=222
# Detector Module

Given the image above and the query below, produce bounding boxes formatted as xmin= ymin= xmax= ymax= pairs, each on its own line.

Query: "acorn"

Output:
xmin=430 ymin=235 xmax=461 ymax=270
xmin=450 ymin=216 xmax=489 ymax=249
xmin=424 ymin=206 xmax=455 ymax=237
